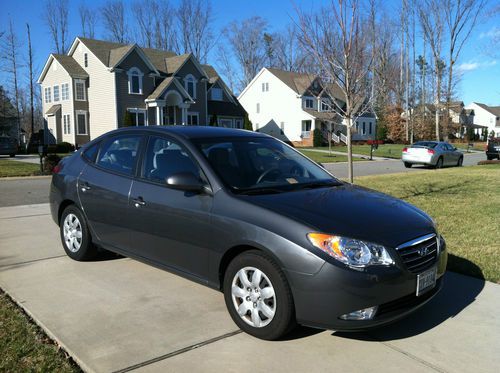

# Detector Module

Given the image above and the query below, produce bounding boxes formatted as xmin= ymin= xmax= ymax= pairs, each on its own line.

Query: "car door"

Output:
xmin=126 ymin=135 xmax=213 ymax=280
xmin=442 ymin=143 xmax=457 ymax=165
xmin=78 ymin=133 xmax=144 ymax=250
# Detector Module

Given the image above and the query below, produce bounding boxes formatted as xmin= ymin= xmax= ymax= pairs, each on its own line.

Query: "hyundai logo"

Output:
xmin=418 ymin=246 xmax=430 ymax=257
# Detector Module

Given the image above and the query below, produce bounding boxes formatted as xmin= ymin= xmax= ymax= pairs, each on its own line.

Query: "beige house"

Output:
xmin=38 ymin=37 xmax=245 ymax=147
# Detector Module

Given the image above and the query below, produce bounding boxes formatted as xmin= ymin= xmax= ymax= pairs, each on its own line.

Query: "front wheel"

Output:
xmin=223 ymin=250 xmax=295 ymax=340
xmin=60 ymin=205 xmax=97 ymax=261
xmin=435 ymin=157 xmax=443 ymax=169
xmin=457 ymin=157 xmax=463 ymax=167
xmin=404 ymin=162 xmax=412 ymax=168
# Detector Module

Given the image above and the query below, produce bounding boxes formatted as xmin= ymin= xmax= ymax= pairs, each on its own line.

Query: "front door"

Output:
xmin=78 ymin=134 xmax=143 ymax=249
xmin=126 ymin=135 xmax=213 ymax=279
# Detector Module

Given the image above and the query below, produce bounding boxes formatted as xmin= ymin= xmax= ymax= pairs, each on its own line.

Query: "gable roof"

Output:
xmin=73 ymin=37 xmax=126 ymax=66
xmin=146 ymin=77 xmax=194 ymax=103
xmin=142 ymin=48 xmax=177 ymax=73
xmin=202 ymin=64 xmax=237 ymax=105
xmin=45 ymin=104 xmax=61 ymax=116
xmin=37 ymin=54 xmax=89 ymax=83
xmin=472 ymin=102 xmax=500 ymax=117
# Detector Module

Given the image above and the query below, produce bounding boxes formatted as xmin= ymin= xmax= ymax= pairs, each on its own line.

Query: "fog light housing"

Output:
xmin=339 ymin=306 xmax=378 ymax=320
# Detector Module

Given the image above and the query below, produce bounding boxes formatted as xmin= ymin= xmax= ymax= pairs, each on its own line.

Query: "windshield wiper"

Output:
xmin=234 ymin=187 xmax=287 ymax=195
xmin=294 ymin=181 xmax=342 ymax=190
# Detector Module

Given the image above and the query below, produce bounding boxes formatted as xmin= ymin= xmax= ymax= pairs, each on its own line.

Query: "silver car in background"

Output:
xmin=402 ymin=141 xmax=463 ymax=169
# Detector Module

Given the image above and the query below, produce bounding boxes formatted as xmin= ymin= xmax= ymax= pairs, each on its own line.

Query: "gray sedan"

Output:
xmin=402 ymin=141 xmax=463 ymax=168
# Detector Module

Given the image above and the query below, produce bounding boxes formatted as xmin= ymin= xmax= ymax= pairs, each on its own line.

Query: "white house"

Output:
xmin=465 ymin=102 xmax=500 ymax=138
xmin=238 ymin=68 xmax=376 ymax=147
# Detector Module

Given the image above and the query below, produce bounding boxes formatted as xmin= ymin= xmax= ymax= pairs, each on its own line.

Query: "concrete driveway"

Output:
xmin=1 ymin=203 xmax=499 ymax=373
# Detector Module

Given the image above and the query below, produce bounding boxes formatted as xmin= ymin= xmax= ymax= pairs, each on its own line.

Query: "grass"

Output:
xmin=299 ymin=150 xmax=350 ymax=163
xmin=0 ymin=160 xmax=40 ymax=177
xmin=306 ymin=144 xmax=407 ymax=159
xmin=453 ymin=143 xmax=485 ymax=152
xmin=355 ymin=164 xmax=500 ymax=283
xmin=0 ymin=290 xmax=80 ymax=372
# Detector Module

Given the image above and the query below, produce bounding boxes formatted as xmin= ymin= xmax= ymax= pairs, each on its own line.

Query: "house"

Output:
xmin=237 ymin=67 xmax=376 ymax=147
xmin=464 ymin=102 xmax=500 ymax=138
xmin=37 ymin=37 xmax=245 ymax=147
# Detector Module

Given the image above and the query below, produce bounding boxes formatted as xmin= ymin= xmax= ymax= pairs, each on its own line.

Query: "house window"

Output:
xmin=84 ymin=53 xmax=88 ymax=68
xmin=256 ymin=103 xmax=260 ymax=113
xmin=75 ymin=80 xmax=86 ymax=101
xmin=262 ymin=82 xmax=269 ymax=92
xmin=44 ymin=87 xmax=51 ymax=103
xmin=184 ymin=74 xmax=196 ymax=99
xmin=61 ymin=83 xmax=69 ymax=100
xmin=63 ymin=114 xmax=71 ymax=135
xmin=321 ymin=99 xmax=330 ymax=111
xmin=211 ymin=87 xmax=223 ymax=101
xmin=219 ymin=118 xmax=233 ymax=128
xmin=76 ymin=111 xmax=88 ymax=135
xmin=362 ymin=122 xmax=366 ymax=135
xmin=53 ymin=85 xmax=60 ymax=102
xmin=369 ymin=122 xmax=372 ymax=134
xmin=127 ymin=108 xmax=147 ymax=126
xmin=302 ymin=120 xmax=312 ymax=131
xmin=235 ymin=119 xmax=243 ymax=129
xmin=304 ymin=98 xmax=314 ymax=109
xmin=187 ymin=112 xmax=199 ymax=126
xmin=127 ymin=67 xmax=143 ymax=95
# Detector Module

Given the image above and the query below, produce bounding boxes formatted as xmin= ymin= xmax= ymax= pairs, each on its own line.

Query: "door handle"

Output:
xmin=80 ymin=182 xmax=91 ymax=192
xmin=132 ymin=196 xmax=146 ymax=207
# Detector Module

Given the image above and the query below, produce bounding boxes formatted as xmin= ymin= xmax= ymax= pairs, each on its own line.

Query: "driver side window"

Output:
xmin=143 ymin=136 xmax=200 ymax=183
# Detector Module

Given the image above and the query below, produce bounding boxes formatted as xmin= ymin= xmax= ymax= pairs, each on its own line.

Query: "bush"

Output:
xmin=43 ymin=154 xmax=62 ymax=173
xmin=243 ymin=113 xmax=253 ymax=131
xmin=209 ymin=114 xmax=218 ymax=126
xmin=56 ymin=141 xmax=74 ymax=153
xmin=312 ymin=128 xmax=322 ymax=147
xmin=123 ymin=110 xmax=135 ymax=127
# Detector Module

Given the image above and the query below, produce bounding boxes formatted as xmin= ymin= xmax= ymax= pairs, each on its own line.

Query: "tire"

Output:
xmin=435 ymin=157 xmax=443 ymax=169
xmin=59 ymin=205 xmax=97 ymax=261
xmin=223 ymin=250 xmax=295 ymax=340
xmin=9 ymin=154 xmax=15 ymax=158
xmin=457 ymin=157 xmax=463 ymax=167
xmin=404 ymin=162 xmax=412 ymax=168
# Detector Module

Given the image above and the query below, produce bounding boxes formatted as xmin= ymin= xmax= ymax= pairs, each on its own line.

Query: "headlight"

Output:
xmin=307 ymin=233 xmax=394 ymax=268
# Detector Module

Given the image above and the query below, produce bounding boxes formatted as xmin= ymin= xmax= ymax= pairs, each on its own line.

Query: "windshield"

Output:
xmin=194 ymin=137 xmax=339 ymax=193
xmin=413 ymin=141 xmax=438 ymax=148
xmin=0 ymin=137 xmax=12 ymax=144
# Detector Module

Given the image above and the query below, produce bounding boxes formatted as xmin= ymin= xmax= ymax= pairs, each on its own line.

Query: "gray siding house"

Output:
xmin=38 ymin=37 xmax=246 ymax=147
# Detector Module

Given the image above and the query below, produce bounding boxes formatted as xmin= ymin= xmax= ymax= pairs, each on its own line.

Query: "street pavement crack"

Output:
xmin=0 ymin=254 xmax=66 ymax=269
xmin=112 ymin=330 xmax=243 ymax=373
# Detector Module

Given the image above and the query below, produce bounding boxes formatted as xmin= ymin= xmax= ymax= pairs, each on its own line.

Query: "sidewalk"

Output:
xmin=1 ymin=203 xmax=499 ymax=373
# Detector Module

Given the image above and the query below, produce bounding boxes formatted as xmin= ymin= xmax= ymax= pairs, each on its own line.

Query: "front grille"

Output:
xmin=397 ymin=234 xmax=438 ymax=273
xmin=376 ymin=279 xmax=441 ymax=318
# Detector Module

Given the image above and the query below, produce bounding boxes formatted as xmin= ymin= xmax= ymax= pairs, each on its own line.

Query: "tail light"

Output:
xmin=53 ymin=162 xmax=63 ymax=174
xmin=427 ymin=149 xmax=435 ymax=155
xmin=402 ymin=147 xmax=408 ymax=153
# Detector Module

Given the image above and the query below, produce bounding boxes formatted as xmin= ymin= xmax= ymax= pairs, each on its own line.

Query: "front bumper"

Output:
xmin=287 ymin=241 xmax=447 ymax=331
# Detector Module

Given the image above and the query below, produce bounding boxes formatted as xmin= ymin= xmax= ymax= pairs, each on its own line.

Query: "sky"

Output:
xmin=1 ymin=0 xmax=499 ymax=106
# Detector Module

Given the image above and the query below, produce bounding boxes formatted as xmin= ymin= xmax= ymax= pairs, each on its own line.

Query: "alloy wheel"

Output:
xmin=231 ymin=266 xmax=276 ymax=328
xmin=63 ymin=213 xmax=83 ymax=252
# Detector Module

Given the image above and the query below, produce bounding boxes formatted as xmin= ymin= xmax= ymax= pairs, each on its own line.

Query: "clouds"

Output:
xmin=479 ymin=26 xmax=500 ymax=40
xmin=457 ymin=60 xmax=497 ymax=72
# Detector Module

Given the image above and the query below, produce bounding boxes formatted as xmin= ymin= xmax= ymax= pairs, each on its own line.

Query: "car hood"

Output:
xmin=241 ymin=183 xmax=435 ymax=248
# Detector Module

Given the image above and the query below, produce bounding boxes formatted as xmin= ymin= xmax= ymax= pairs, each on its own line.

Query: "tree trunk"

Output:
xmin=27 ymin=24 xmax=35 ymax=138
xmin=347 ymin=118 xmax=353 ymax=183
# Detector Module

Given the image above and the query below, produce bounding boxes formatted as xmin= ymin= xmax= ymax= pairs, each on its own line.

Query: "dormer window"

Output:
xmin=211 ymin=87 xmax=223 ymax=101
xmin=185 ymin=74 xmax=196 ymax=99
xmin=304 ymin=97 xmax=314 ymax=109
xmin=127 ymin=67 xmax=143 ymax=95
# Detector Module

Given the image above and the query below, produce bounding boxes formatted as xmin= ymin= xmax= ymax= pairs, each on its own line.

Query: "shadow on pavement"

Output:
xmin=335 ymin=258 xmax=484 ymax=342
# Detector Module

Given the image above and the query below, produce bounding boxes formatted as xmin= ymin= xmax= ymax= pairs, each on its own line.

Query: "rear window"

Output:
xmin=82 ymin=142 xmax=100 ymax=163
xmin=413 ymin=141 xmax=437 ymax=148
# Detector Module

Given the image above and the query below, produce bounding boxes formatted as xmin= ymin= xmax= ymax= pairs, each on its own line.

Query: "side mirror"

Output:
xmin=166 ymin=172 xmax=207 ymax=193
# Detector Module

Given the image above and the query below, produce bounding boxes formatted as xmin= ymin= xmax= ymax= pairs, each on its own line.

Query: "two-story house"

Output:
xmin=38 ymin=37 xmax=245 ymax=147
xmin=237 ymin=67 xmax=376 ymax=146
xmin=465 ymin=102 xmax=500 ymax=138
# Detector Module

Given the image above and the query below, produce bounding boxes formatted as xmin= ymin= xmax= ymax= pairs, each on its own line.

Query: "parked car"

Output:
xmin=50 ymin=127 xmax=447 ymax=340
xmin=402 ymin=141 xmax=463 ymax=168
xmin=0 ymin=136 xmax=17 ymax=157
xmin=485 ymin=138 xmax=500 ymax=160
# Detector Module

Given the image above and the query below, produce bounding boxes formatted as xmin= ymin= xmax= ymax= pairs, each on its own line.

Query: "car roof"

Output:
xmin=109 ymin=126 xmax=269 ymax=140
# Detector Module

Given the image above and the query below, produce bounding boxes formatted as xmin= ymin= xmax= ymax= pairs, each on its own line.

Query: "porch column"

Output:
xmin=156 ymin=107 xmax=161 ymax=126
xmin=182 ymin=107 xmax=187 ymax=125
xmin=159 ymin=106 xmax=164 ymax=125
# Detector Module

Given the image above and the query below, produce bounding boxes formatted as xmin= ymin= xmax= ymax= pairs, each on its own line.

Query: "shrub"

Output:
xmin=56 ymin=141 xmax=74 ymax=153
xmin=243 ymin=113 xmax=253 ymax=131
xmin=43 ymin=154 xmax=62 ymax=173
xmin=209 ymin=114 xmax=218 ymax=126
xmin=313 ymin=128 xmax=323 ymax=147
xmin=123 ymin=110 xmax=134 ymax=127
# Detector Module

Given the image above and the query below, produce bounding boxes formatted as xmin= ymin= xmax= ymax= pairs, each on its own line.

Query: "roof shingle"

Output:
xmin=52 ymin=54 xmax=88 ymax=78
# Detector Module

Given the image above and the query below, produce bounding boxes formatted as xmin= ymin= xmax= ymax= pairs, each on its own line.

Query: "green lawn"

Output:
xmin=355 ymin=164 xmax=500 ymax=283
xmin=0 ymin=160 xmax=40 ymax=177
xmin=0 ymin=290 xmax=80 ymax=372
xmin=453 ymin=143 xmax=486 ymax=152
xmin=299 ymin=150 xmax=350 ymax=163
xmin=306 ymin=144 xmax=406 ymax=159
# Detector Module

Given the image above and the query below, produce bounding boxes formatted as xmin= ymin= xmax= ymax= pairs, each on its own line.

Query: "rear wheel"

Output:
xmin=404 ymin=162 xmax=412 ymax=168
xmin=9 ymin=154 xmax=15 ymax=158
xmin=223 ymin=250 xmax=295 ymax=340
xmin=60 ymin=205 xmax=97 ymax=261
xmin=435 ymin=157 xmax=443 ymax=169
xmin=457 ymin=157 xmax=463 ymax=167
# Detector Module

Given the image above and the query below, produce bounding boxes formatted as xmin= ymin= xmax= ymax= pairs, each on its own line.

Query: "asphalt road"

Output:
xmin=0 ymin=152 xmax=486 ymax=207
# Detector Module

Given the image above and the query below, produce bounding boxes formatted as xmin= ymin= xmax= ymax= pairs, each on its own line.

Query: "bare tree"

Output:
xmin=442 ymin=0 xmax=484 ymax=137
xmin=224 ymin=17 xmax=268 ymax=91
xmin=274 ymin=24 xmax=308 ymax=72
xmin=177 ymin=0 xmax=214 ymax=63
xmin=102 ymin=0 xmax=128 ymax=43
xmin=418 ymin=0 xmax=444 ymax=140
xmin=297 ymin=0 xmax=373 ymax=183
xmin=79 ymin=3 xmax=97 ymax=39
xmin=43 ymin=0 xmax=69 ymax=53
xmin=216 ymin=45 xmax=238 ymax=92
xmin=26 ymin=23 xmax=35 ymax=138
xmin=1 ymin=19 xmax=21 ymax=143
xmin=133 ymin=0 xmax=156 ymax=48
xmin=153 ymin=1 xmax=178 ymax=51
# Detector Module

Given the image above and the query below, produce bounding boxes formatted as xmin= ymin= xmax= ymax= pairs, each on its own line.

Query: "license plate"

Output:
xmin=416 ymin=266 xmax=437 ymax=296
